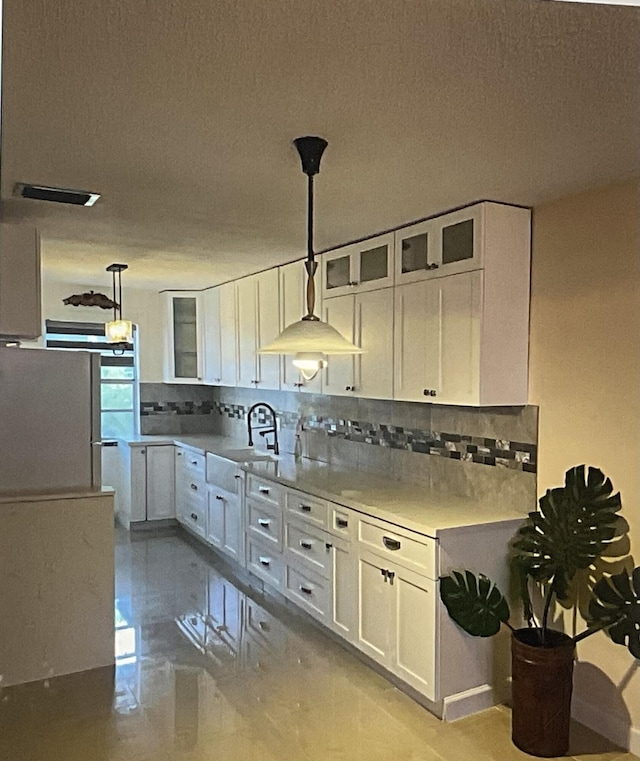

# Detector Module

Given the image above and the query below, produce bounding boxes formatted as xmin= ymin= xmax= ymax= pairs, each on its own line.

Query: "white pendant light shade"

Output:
xmin=258 ymin=317 xmax=364 ymax=355
xmin=105 ymin=318 xmax=133 ymax=344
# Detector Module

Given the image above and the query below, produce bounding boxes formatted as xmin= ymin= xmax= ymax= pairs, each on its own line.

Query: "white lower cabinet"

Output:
xmin=183 ymin=471 xmax=518 ymax=721
xmin=127 ymin=444 xmax=176 ymax=524
xmin=357 ymin=549 xmax=437 ymax=702
xmin=206 ymin=485 xmax=243 ymax=563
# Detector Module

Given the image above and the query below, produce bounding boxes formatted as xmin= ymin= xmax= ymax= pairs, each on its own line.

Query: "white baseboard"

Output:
xmin=442 ymin=684 xmax=496 ymax=722
xmin=572 ymin=695 xmax=639 ymax=755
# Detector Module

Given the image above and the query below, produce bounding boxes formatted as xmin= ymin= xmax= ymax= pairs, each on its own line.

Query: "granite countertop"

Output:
xmin=121 ymin=434 xmax=527 ymax=537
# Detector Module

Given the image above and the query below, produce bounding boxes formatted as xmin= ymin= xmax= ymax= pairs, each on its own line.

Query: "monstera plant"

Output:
xmin=439 ymin=465 xmax=638 ymax=757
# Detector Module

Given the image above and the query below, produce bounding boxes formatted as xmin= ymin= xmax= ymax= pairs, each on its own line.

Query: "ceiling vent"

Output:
xmin=14 ymin=183 xmax=100 ymax=206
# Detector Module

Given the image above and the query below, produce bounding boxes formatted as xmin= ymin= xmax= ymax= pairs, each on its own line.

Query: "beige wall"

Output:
xmin=529 ymin=178 xmax=640 ymax=752
xmin=36 ymin=277 xmax=165 ymax=383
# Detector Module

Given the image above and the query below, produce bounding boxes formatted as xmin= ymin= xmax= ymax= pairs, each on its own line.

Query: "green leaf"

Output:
xmin=512 ymin=466 xmax=622 ymax=604
xmin=440 ymin=570 xmax=510 ymax=637
xmin=587 ymin=567 xmax=640 ymax=659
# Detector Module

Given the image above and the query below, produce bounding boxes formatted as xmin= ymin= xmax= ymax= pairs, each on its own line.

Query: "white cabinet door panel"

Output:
xmin=130 ymin=447 xmax=147 ymax=522
xmin=202 ymin=287 xmax=222 ymax=384
xmin=146 ymin=446 xmax=176 ymax=520
xmin=218 ymin=281 xmax=238 ymax=386
xmin=439 ymin=271 xmax=481 ymax=405
xmin=207 ymin=486 xmax=225 ymax=548
xmin=255 ymin=268 xmax=281 ymax=390
xmin=236 ymin=277 xmax=258 ymax=388
xmin=357 ymin=552 xmax=392 ymax=661
xmin=357 ymin=288 xmax=393 ymax=400
xmin=331 ymin=537 xmax=357 ymax=642
xmin=322 ymin=295 xmax=356 ymax=397
xmin=392 ymin=565 xmax=437 ymax=702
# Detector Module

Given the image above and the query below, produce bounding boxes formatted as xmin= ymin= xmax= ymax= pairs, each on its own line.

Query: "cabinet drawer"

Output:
xmin=285 ymin=565 xmax=330 ymax=623
xmin=285 ymin=489 xmax=328 ymax=529
xmin=285 ymin=521 xmax=332 ymax=579
xmin=329 ymin=504 xmax=357 ymax=539
xmin=247 ymin=538 xmax=285 ymax=590
xmin=176 ymin=447 xmax=206 ymax=476
xmin=180 ymin=480 xmax=206 ymax=512
xmin=246 ymin=498 xmax=283 ymax=549
xmin=358 ymin=518 xmax=437 ymax=580
xmin=246 ymin=474 xmax=283 ymax=508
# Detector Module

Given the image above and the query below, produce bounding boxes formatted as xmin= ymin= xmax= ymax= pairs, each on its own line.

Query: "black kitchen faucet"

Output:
xmin=247 ymin=402 xmax=279 ymax=455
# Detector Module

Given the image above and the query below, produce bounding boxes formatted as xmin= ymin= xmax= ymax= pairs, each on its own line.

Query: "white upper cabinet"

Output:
xmin=394 ymin=273 xmax=481 ymax=405
xmin=395 ymin=202 xmax=528 ymax=285
xmin=236 ymin=269 xmax=281 ymax=390
xmin=0 ymin=224 xmax=41 ymax=340
xmin=321 ymin=232 xmax=394 ymax=299
xmin=202 ymin=281 xmax=238 ymax=386
xmin=322 ymin=288 xmax=394 ymax=400
xmin=278 ymin=260 xmax=322 ymax=394
xmin=163 ymin=292 xmax=202 ymax=383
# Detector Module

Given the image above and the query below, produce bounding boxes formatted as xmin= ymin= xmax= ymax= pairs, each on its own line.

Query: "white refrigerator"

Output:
xmin=0 ymin=346 xmax=102 ymax=493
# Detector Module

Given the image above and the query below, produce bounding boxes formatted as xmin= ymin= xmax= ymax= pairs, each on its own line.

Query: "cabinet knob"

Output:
xmin=325 ymin=542 xmax=333 ymax=552
xmin=300 ymin=504 xmax=312 ymax=513
xmin=190 ymin=513 xmax=198 ymax=521
xmin=427 ymin=263 xmax=439 ymax=270
xmin=294 ymin=382 xmax=304 ymax=388
xmin=348 ymin=281 xmax=358 ymax=287
xmin=345 ymin=385 xmax=352 ymax=391
xmin=177 ymin=451 xmax=183 ymax=456
xmin=429 ymin=390 xmax=437 ymax=397
xmin=234 ymin=474 xmax=242 ymax=480
xmin=423 ymin=389 xmax=430 ymax=396
xmin=140 ymin=448 xmax=146 ymax=454
xmin=190 ymin=483 xmax=198 ymax=491
xmin=215 ymin=494 xmax=224 ymax=501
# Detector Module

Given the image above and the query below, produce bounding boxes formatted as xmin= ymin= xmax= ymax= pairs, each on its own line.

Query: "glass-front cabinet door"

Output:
xmin=321 ymin=233 xmax=394 ymax=299
xmin=395 ymin=204 xmax=483 ymax=284
xmin=164 ymin=292 xmax=202 ymax=383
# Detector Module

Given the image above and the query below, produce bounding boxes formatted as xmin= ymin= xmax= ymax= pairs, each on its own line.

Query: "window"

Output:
xmin=45 ymin=320 xmax=138 ymax=439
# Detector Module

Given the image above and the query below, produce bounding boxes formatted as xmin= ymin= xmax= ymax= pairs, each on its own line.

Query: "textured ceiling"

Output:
xmin=0 ymin=0 xmax=638 ymax=289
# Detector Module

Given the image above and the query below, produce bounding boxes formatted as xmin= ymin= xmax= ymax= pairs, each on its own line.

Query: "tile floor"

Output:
xmin=0 ymin=528 xmax=634 ymax=761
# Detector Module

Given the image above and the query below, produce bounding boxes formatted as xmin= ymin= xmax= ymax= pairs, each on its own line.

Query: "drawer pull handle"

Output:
xmin=300 ymin=504 xmax=312 ymax=512
xmin=177 ymin=451 xmax=183 ymax=456
xmin=258 ymin=486 xmax=270 ymax=495
xmin=190 ymin=513 xmax=198 ymax=521
xmin=191 ymin=460 xmax=198 ymax=466
xmin=215 ymin=495 xmax=224 ymax=501
xmin=383 ymin=536 xmax=401 ymax=551
xmin=257 ymin=518 xmax=271 ymax=529
xmin=300 ymin=540 xmax=313 ymax=550
xmin=258 ymin=620 xmax=270 ymax=631
xmin=325 ymin=542 xmax=333 ymax=551
xmin=190 ymin=484 xmax=198 ymax=491
xmin=234 ymin=474 xmax=242 ymax=479
xmin=299 ymin=585 xmax=313 ymax=595
xmin=336 ymin=518 xmax=348 ymax=528
xmin=259 ymin=556 xmax=271 ymax=567
xmin=387 ymin=570 xmax=395 ymax=585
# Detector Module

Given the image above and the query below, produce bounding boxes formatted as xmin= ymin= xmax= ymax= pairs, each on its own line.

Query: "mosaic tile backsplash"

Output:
xmin=212 ymin=401 xmax=537 ymax=473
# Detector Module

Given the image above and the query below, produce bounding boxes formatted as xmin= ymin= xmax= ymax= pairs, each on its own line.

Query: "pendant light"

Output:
xmin=258 ymin=136 xmax=363 ymax=381
xmin=105 ymin=263 xmax=133 ymax=347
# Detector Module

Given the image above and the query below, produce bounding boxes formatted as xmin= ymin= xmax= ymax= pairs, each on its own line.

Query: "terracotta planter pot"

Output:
xmin=511 ymin=628 xmax=576 ymax=757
